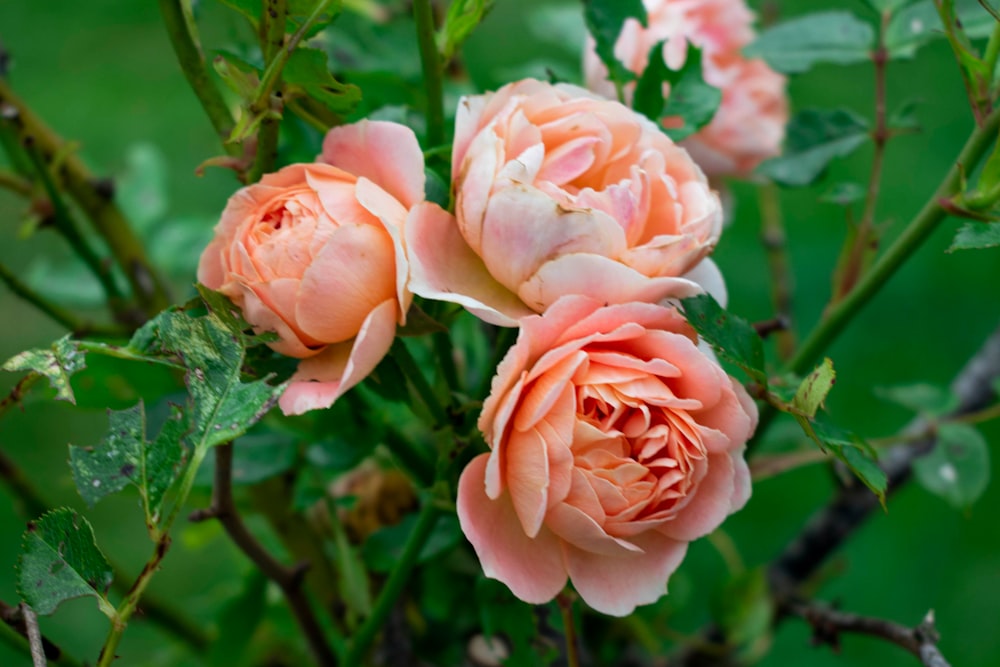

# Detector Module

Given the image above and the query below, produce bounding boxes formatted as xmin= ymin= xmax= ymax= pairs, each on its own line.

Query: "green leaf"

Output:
xmin=283 ymin=47 xmax=362 ymax=115
xmin=438 ymin=0 xmax=496 ymax=62
xmin=889 ymin=99 xmax=922 ymax=130
xmin=17 ymin=509 xmax=114 ymax=616
xmin=758 ymin=108 xmax=870 ymax=187
xmin=820 ymin=182 xmax=866 ymax=206
xmin=680 ymin=294 xmax=767 ymax=386
xmin=198 ymin=433 xmax=297 ymax=486
xmin=875 ymin=383 xmax=958 ymax=416
xmin=635 ymin=43 xmax=721 ymax=141
xmin=712 ymin=568 xmax=772 ymax=648
xmin=583 ymin=0 xmax=647 ymax=88
xmin=812 ymin=421 xmax=887 ymax=502
xmin=69 ymin=402 xmax=186 ymax=523
xmin=793 ymin=358 xmax=836 ymax=419
xmin=887 ymin=1 xmax=997 ymax=58
xmin=745 ymin=11 xmax=875 ymax=74
xmin=2 ymin=335 xmax=85 ymax=403
xmin=948 ymin=222 xmax=1000 ymax=251
xmin=914 ymin=422 xmax=990 ymax=508
xmin=475 ymin=578 xmax=548 ymax=666
xmin=866 ymin=0 xmax=916 ymax=12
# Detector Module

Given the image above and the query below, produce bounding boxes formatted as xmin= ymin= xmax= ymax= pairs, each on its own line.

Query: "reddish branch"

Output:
xmin=191 ymin=443 xmax=338 ymax=666
xmin=787 ymin=602 xmax=951 ymax=667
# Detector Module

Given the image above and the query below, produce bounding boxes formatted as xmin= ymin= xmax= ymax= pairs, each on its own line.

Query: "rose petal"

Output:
xmin=320 ymin=120 xmax=426 ymax=209
xmin=406 ymin=198 xmax=533 ymax=326
xmin=458 ymin=454 xmax=568 ymax=604
xmin=296 ymin=224 xmax=397 ymax=344
xmin=564 ymin=531 xmax=688 ymax=616
xmin=278 ymin=298 xmax=398 ymax=415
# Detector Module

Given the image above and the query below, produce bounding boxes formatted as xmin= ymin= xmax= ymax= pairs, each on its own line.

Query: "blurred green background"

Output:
xmin=0 ymin=0 xmax=998 ymax=665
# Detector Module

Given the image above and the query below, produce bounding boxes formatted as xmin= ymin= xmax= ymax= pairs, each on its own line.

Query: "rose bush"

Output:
xmin=583 ymin=0 xmax=788 ymax=178
xmin=198 ymin=120 xmax=451 ymax=415
xmin=407 ymin=78 xmax=724 ymax=326
xmin=457 ymin=295 xmax=757 ymax=616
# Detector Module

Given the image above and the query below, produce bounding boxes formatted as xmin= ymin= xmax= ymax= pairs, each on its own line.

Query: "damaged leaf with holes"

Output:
xmin=69 ymin=401 xmax=187 ymax=526
xmin=150 ymin=299 xmax=286 ymax=449
xmin=2 ymin=334 xmax=85 ymax=403
xmin=17 ymin=508 xmax=114 ymax=616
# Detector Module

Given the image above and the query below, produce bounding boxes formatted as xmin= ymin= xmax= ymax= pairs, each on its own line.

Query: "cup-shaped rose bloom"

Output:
xmin=583 ymin=0 xmax=788 ymax=178
xmin=406 ymin=78 xmax=723 ymax=327
xmin=198 ymin=120 xmax=446 ymax=415
xmin=457 ymin=295 xmax=756 ymax=616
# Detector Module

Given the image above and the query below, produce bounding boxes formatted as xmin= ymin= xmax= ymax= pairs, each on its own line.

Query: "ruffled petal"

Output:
xmin=658 ymin=452 xmax=736 ymax=542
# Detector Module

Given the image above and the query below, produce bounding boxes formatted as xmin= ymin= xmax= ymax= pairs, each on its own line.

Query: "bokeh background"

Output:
xmin=0 ymin=0 xmax=998 ymax=665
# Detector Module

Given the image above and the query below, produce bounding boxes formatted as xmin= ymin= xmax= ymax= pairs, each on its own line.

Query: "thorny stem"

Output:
xmin=749 ymin=106 xmax=1000 ymax=442
xmin=757 ymin=182 xmax=796 ymax=360
xmin=832 ymin=11 xmax=891 ymax=304
xmin=786 ymin=602 xmax=952 ymax=667
xmin=0 ymin=263 xmax=124 ymax=337
xmin=194 ymin=444 xmax=340 ymax=666
xmin=0 ymin=79 xmax=172 ymax=318
xmin=934 ymin=0 xmax=990 ymax=125
xmin=157 ymin=0 xmax=239 ymax=153
xmin=344 ymin=495 xmax=442 ymax=666
xmin=414 ymin=0 xmax=446 ymax=147
xmin=246 ymin=0 xmax=288 ymax=184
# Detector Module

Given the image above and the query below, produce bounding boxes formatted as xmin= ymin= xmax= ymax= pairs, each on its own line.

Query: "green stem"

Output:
xmin=344 ymin=498 xmax=441 ymax=666
xmin=0 ymin=79 xmax=172 ymax=318
xmin=391 ymin=338 xmax=450 ymax=428
xmin=789 ymin=107 xmax=1000 ymax=377
xmin=0 ymin=263 xmax=123 ymax=336
xmin=96 ymin=445 xmax=209 ymax=667
xmin=413 ymin=0 xmax=445 ymax=147
xmin=252 ymin=0 xmax=336 ymax=112
xmin=557 ymin=593 xmax=581 ymax=667
xmin=157 ymin=0 xmax=239 ymax=153
xmin=983 ymin=22 xmax=1000 ymax=85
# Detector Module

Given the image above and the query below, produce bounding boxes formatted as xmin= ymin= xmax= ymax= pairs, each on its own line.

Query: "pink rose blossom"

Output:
xmin=198 ymin=120 xmax=450 ymax=415
xmin=583 ymin=0 xmax=788 ymax=178
xmin=457 ymin=295 xmax=756 ymax=616
xmin=407 ymin=78 xmax=724 ymax=327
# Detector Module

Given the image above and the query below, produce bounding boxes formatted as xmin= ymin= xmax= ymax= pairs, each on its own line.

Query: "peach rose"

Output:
xmin=407 ymin=78 xmax=723 ymax=327
xmin=583 ymin=0 xmax=788 ymax=178
xmin=198 ymin=120 xmax=448 ymax=415
xmin=457 ymin=295 xmax=756 ymax=616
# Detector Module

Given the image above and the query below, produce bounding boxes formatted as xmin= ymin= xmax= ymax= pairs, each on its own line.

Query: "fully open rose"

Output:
xmin=407 ymin=78 xmax=724 ymax=326
xmin=198 ymin=120 xmax=449 ymax=415
xmin=583 ymin=0 xmax=788 ymax=178
xmin=458 ymin=296 xmax=756 ymax=615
